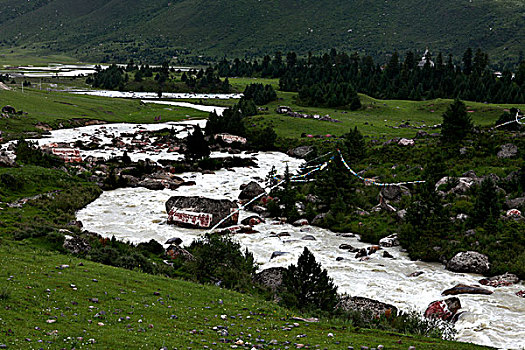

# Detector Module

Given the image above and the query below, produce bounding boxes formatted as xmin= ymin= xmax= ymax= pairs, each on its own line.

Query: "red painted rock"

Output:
xmin=424 ymin=297 xmax=461 ymax=322
xmin=241 ymin=215 xmax=265 ymax=226
xmin=166 ymin=196 xmax=238 ymax=228
xmin=479 ymin=273 xmax=520 ymax=287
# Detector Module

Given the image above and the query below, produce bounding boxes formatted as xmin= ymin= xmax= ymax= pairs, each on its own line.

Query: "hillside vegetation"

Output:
xmin=0 ymin=0 xmax=523 ymax=65
xmin=0 ymin=242 xmax=491 ymax=349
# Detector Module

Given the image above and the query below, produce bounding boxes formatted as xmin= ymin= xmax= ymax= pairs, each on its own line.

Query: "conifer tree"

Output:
xmin=473 ymin=178 xmax=501 ymax=226
xmin=463 ymin=48 xmax=473 ymax=75
xmin=441 ymin=99 xmax=473 ymax=144
xmin=185 ymin=125 xmax=210 ymax=160
xmin=281 ymin=247 xmax=338 ymax=312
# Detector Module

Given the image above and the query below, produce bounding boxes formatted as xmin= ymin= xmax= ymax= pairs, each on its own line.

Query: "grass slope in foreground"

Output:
xmin=0 ymin=243 xmax=490 ymax=349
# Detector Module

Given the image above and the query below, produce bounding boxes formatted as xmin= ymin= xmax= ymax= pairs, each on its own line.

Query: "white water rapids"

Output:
xmin=16 ymin=117 xmax=524 ymax=349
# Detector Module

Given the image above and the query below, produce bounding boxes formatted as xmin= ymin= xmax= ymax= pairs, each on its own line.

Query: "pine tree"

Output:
xmin=473 ymin=178 xmax=501 ymax=226
xmin=441 ymin=99 xmax=473 ymax=144
xmin=343 ymin=127 xmax=366 ymax=161
xmin=463 ymin=48 xmax=473 ymax=75
xmin=281 ymin=247 xmax=338 ymax=312
xmin=185 ymin=125 xmax=210 ymax=160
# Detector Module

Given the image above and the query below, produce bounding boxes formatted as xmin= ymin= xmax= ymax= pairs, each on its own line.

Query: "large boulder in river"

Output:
xmin=424 ymin=297 xmax=461 ymax=322
xmin=139 ymin=172 xmax=189 ymax=190
xmin=241 ymin=215 xmax=265 ymax=226
xmin=479 ymin=273 xmax=520 ymax=287
xmin=446 ymin=251 xmax=490 ymax=274
xmin=238 ymin=181 xmax=265 ymax=200
xmin=336 ymin=295 xmax=398 ymax=320
xmin=165 ymin=196 xmax=238 ymax=229
xmin=379 ymin=234 xmax=399 ymax=247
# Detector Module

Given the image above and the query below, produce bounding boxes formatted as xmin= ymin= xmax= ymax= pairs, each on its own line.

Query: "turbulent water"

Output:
xmin=19 ymin=118 xmax=525 ymax=349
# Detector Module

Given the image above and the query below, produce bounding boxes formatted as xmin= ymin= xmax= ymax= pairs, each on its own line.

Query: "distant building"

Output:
xmin=418 ymin=49 xmax=435 ymax=68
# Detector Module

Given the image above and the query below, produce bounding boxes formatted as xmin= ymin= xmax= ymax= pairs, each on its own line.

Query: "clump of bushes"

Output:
xmin=183 ymin=234 xmax=257 ymax=293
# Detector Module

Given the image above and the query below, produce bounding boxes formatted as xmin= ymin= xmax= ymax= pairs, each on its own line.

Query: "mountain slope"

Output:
xmin=0 ymin=0 xmax=522 ymax=64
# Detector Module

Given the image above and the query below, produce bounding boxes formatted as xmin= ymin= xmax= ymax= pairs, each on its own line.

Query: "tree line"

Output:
xmin=216 ymin=48 xmax=525 ymax=104
xmin=86 ymin=62 xmax=231 ymax=93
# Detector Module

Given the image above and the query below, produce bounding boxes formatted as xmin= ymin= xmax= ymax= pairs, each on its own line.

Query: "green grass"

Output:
xmin=0 ymin=88 xmax=208 ymax=140
xmin=0 ymin=242 xmax=491 ymax=349
xmin=0 ymin=165 xmax=78 ymax=203
xmin=0 ymin=164 xmax=102 ymax=238
xmin=0 ymin=47 xmax=80 ymax=66
xmin=229 ymin=77 xmax=280 ymax=92
xmin=249 ymin=92 xmax=525 ymax=139
xmin=1 ymin=85 xmax=523 ymax=142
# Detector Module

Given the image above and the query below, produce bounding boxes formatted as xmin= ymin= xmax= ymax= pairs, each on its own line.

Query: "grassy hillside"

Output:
xmin=0 ymin=242 xmax=491 ymax=349
xmin=0 ymin=0 xmax=523 ymax=65
xmin=249 ymin=92 xmax=525 ymax=140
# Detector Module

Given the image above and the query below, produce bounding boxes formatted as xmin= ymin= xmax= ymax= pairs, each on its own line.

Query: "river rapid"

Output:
xmin=15 ymin=93 xmax=524 ymax=349
xmin=37 ymin=120 xmax=522 ymax=349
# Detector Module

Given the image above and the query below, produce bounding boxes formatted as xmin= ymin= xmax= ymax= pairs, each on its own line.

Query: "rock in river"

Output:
xmin=379 ymin=234 xmax=399 ymax=247
xmin=241 ymin=215 xmax=265 ymax=226
xmin=165 ymin=237 xmax=183 ymax=246
xmin=165 ymin=196 xmax=238 ymax=229
xmin=442 ymin=284 xmax=493 ymax=296
xmin=238 ymin=181 xmax=265 ymax=200
xmin=479 ymin=273 xmax=520 ymax=287
xmin=446 ymin=251 xmax=490 ymax=274
xmin=424 ymin=297 xmax=461 ymax=322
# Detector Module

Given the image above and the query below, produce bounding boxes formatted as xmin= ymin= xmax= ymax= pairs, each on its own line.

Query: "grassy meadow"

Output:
xmin=249 ymin=92 xmax=525 ymax=140
xmin=0 ymin=242 xmax=491 ymax=350
xmin=0 ymin=48 xmax=80 ymax=66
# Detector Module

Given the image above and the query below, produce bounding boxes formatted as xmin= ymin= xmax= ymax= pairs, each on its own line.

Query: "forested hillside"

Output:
xmin=0 ymin=0 xmax=523 ymax=65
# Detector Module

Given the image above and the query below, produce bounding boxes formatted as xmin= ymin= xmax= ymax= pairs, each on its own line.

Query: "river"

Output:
xmin=9 ymin=92 xmax=524 ymax=349
xmin=29 ymin=120 xmax=521 ymax=350
xmin=0 ymin=64 xmax=195 ymax=78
